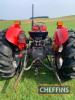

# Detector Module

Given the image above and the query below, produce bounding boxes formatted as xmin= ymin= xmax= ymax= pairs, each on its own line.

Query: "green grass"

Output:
xmin=0 ymin=17 xmax=75 ymax=100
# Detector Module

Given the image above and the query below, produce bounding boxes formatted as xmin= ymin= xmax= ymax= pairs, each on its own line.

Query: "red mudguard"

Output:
xmin=54 ymin=26 xmax=69 ymax=47
xmin=5 ymin=24 xmax=26 ymax=50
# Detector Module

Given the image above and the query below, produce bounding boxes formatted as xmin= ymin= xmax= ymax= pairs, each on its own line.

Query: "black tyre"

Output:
xmin=0 ymin=31 xmax=5 ymax=42
xmin=0 ymin=36 xmax=16 ymax=78
xmin=59 ymin=30 xmax=75 ymax=80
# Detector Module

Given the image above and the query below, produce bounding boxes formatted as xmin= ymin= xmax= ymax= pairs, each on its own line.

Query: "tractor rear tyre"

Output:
xmin=59 ymin=30 xmax=75 ymax=80
xmin=0 ymin=32 xmax=16 ymax=78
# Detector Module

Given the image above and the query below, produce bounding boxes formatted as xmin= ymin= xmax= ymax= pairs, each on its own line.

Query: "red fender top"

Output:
xmin=53 ymin=26 xmax=69 ymax=47
xmin=5 ymin=24 xmax=26 ymax=50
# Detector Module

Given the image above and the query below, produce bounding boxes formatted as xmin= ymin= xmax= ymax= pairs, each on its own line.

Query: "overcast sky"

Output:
xmin=0 ymin=0 xmax=75 ymax=20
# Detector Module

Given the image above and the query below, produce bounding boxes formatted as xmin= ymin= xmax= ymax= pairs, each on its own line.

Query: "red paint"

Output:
xmin=53 ymin=26 xmax=69 ymax=47
xmin=5 ymin=24 xmax=26 ymax=50
xmin=32 ymin=25 xmax=47 ymax=32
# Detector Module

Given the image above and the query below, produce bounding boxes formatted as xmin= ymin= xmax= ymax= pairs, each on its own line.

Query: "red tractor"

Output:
xmin=0 ymin=5 xmax=75 ymax=86
xmin=0 ymin=20 xmax=75 ymax=85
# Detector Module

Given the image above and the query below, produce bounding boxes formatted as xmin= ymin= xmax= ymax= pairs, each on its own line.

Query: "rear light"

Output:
xmin=18 ymin=32 xmax=27 ymax=50
xmin=18 ymin=32 xmax=26 ymax=43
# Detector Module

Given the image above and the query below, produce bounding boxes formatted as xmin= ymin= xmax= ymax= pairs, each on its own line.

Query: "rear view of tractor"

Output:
xmin=0 ymin=5 xmax=75 ymax=88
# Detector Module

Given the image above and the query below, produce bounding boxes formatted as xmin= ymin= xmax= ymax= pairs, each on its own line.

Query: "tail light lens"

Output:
xmin=18 ymin=32 xmax=27 ymax=50
xmin=18 ymin=32 xmax=26 ymax=43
